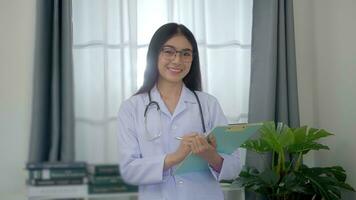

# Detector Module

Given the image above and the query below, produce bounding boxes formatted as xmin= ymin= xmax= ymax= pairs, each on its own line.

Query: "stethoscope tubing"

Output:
xmin=144 ymin=89 xmax=206 ymax=134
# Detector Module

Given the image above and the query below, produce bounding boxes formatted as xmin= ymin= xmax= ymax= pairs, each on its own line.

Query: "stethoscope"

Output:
xmin=144 ymin=89 xmax=206 ymax=140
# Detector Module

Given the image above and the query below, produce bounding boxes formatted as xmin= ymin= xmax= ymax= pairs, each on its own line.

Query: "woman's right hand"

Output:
xmin=174 ymin=134 xmax=198 ymax=161
xmin=163 ymin=133 xmax=197 ymax=170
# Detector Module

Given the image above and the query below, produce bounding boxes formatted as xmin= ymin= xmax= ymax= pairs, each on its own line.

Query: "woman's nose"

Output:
xmin=172 ymin=52 xmax=183 ymax=63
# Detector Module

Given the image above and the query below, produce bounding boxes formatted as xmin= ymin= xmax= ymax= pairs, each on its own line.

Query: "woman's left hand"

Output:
xmin=189 ymin=134 xmax=215 ymax=159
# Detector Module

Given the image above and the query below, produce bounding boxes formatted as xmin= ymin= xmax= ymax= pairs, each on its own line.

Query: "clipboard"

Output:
xmin=174 ymin=123 xmax=262 ymax=175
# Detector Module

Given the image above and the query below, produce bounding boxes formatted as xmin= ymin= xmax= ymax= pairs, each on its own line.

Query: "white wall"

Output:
xmin=0 ymin=0 xmax=36 ymax=198
xmin=294 ymin=0 xmax=356 ymax=199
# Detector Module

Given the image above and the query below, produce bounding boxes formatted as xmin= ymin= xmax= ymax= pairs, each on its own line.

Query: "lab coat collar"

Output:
xmin=181 ymin=84 xmax=198 ymax=103
xmin=149 ymin=84 xmax=197 ymax=118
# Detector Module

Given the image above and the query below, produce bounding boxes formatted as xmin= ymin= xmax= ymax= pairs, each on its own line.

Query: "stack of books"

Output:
xmin=87 ymin=164 xmax=138 ymax=194
xmin=26 ymin=162 xmax=88 ymax=199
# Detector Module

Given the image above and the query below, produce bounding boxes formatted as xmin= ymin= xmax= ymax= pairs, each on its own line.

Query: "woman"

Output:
xmin=117 ymin=23 xmax=241 ymax=200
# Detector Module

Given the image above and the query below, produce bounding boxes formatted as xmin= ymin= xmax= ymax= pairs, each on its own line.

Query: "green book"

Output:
xmin=88 ymin=184 xmax=138 ymax=194
xmin=87 ymin=164 xmax=119 ymax=176
xmin=89 ymin=175 xmax=124 ymax=185
xmin=174 ymin=123 xmax=262 ymax=175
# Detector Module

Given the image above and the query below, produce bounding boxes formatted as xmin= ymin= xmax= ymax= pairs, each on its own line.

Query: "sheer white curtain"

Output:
xmin=72 ymin=0 xmax=253 ymax=163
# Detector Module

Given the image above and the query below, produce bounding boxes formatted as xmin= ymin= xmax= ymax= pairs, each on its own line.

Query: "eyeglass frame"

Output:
xmin=159 ymin=45 xmax=195 ymax=62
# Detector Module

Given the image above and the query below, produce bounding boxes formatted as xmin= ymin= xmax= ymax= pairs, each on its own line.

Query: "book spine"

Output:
xmin=29 ymin=169 xmax=87 ymax=180
xmin=26 ymin=162 xmax=86 ymax=170
xmin=88 ymin=184 xmax=138 ymax=194
xmin=27 ymin=178 xmax=85 ymax=186
xmin=88 ymin=165 xmax=119 ymax=176
xmin=27 ymin=185 xmax=88 ymax=197
xmin=89 ymin=176 xmax=123 ymax=185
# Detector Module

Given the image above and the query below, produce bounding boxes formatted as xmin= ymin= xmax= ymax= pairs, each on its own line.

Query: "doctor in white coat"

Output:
xmin=117 ymin=23 xmax=242 ymax=200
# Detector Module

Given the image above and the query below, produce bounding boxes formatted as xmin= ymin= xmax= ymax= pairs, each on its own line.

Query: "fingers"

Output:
xmin=190 ymin=136 xmax=200 ymax=153
xmin=181 ymin=133 xmax=197 ymax=147
xmin=181 ymin=135 xmax=194 ymax=149
xmin=208 ymin=135 xmax=217 ymax=149
xmin=179 ymin=133 xmax=216 ymax=155
xmin=181 ymin=140 xmax=190 ymax=148
xmin=189 ymin=135 xmax=210 ymax=154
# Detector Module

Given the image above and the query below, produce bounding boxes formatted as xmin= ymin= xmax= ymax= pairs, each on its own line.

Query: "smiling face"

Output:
xmin=157 ymin=34 xmax=193 ymax=86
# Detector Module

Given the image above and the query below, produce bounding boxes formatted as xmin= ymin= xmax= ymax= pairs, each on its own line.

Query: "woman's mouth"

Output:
xmin=167 ymin=67 xmax=183 ymax=73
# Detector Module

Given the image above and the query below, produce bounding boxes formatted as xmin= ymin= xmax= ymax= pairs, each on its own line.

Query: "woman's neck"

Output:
xmin=156 ymin=80 xmax=183 ymax=114
xmin=156 ymin=80 xmax=183 ymax=99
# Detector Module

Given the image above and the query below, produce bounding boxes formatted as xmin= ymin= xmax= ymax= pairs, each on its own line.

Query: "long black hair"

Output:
xmin=135 ymin=23 xmax=202 ymax=95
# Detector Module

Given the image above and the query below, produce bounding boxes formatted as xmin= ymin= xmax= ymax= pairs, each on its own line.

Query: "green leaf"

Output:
xmin=288 ymin=142 xmax=329 ymax=154
xmin=241 ymin=139 xmax=272 ymax=153
xmin=292 ymin=126 xmax=308 ymax=144
xmin=296 ymin=165 xmax=355 ymax=200
xmin=233 ymin=167 xmax=273 ymax=195
xmin=287 ymin=127 xmax=333 ymax=154
xmin=278 ymin=172 xmax=312 ymax=195
xmin=236 ymin=122 xmax=354 ymax=200
xmin=307 ymin=128 xmax=333 ymax=141
xmin=278 ymin=125 xmax=294 ymax=148
xmin=259 ymin=169 xmax=279 ymax=186
xmin=260 ymin=122 xmax=283 ymax=153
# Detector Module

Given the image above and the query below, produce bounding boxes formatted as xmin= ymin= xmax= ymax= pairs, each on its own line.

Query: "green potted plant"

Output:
xmin=233 ymin=121 xmax=355 ymax=200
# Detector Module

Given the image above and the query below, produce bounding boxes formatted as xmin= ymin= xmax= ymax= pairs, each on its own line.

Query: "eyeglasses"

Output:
xmin=160 ymin=46 xmax=194 ymax=62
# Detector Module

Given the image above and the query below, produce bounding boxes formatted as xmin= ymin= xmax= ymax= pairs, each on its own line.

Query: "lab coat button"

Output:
xmin=178 ymin=180 xmax=183 ymax=184
xmin=172 ymin=125 xmax=177 ymax=130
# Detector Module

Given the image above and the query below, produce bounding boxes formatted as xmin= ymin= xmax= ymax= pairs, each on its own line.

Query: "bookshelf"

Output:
xmin=26 ymin=185 xmax=244 ymax=200
xmin=25 ymin=163 xmax=245 ymax=200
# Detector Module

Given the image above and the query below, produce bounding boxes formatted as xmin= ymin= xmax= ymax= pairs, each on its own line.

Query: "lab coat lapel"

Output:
xmin=151 ymin=86 xmax=171 ymax=117
xmin=151 ymin=85 xmax=196 ymax=119
xmin=172 ymin=85 xmax=196 ymax=119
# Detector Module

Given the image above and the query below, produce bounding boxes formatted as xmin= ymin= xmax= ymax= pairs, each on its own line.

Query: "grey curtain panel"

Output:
xmin=28 ymin=0 xmax=74 ymax=162
xmin=245 ymin=0 xmax=299 ymax=199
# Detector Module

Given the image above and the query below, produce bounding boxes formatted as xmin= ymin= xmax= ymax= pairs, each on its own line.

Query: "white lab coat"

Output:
xmin=117 ymin=84 xmax=241 ymax=200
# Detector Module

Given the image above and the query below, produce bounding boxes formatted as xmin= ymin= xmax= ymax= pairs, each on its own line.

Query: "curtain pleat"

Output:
xmin=246 ymin=0 xmax=299 ymax=199
xmin=28 ymin=0 xmax=74 ymax=162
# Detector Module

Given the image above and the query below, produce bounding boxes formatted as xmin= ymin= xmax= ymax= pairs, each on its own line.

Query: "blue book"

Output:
xmin=174 ymin=123 xmax=262 ymax=175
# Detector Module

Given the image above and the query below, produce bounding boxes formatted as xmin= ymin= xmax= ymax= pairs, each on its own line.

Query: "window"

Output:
xmin=72 ymin=0 xmax=253 ymax=163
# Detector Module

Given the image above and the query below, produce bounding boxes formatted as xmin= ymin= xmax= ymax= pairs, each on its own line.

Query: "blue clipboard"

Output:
xmin=174 ymin=123 xmax=262 ymax=175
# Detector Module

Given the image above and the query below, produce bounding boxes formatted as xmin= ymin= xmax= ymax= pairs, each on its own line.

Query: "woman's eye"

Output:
xmin=163 ymin=49 xmax=175 ymax=55
xmin=183 ymin=51 xmax=192 ymax=57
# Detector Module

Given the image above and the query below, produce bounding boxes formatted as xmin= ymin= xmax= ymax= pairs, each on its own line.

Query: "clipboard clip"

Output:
xmin=225 ymin=124 xmax=247 ymax=132
xmin=224 ymin=122 xmax=264 ymax=133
